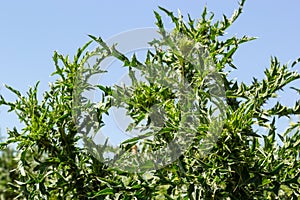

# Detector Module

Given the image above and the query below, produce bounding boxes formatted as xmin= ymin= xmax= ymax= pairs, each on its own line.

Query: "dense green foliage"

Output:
xmin=0 ymin=148 xmax=18 ymax=199
xmin=1 ymin=0 xmax=300 ymax=199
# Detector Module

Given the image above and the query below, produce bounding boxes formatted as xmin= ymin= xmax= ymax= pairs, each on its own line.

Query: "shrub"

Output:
xmin=1 ymin=0 xmax=299 ymax=199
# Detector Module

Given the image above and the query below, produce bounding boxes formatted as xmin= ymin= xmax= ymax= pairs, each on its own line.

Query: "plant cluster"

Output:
xmin=0 ymin=0 xmax=299 ymax=199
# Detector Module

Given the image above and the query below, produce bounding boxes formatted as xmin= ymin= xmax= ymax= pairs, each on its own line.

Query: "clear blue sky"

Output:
xmin=0 ymin=0 xmax=300 ymax=139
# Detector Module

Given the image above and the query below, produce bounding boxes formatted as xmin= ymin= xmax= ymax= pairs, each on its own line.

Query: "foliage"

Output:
xmin=0 ymin=148 xmax=19 ymax=199
xmin=1 ymin=0 xmax=300 ymax=199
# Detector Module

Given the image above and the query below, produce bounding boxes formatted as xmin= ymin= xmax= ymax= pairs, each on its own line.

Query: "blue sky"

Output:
xmin=0 ymin=0 xmax=300 ymax=140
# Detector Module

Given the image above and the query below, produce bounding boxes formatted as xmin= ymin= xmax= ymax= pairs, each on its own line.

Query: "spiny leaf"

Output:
xmin=88 ymin=35 xmax=111 ymax=53
xmin=5 ymin=84 xmax=22 ymax=97
xmin=291 ymin=57 xmax=300 ymax=67
xmin=74 ymin=40 xmax=93 ymax=64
